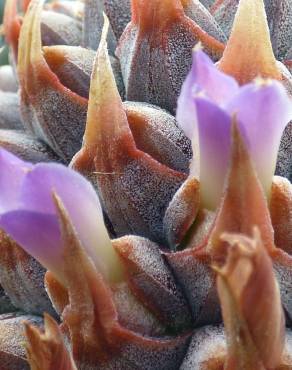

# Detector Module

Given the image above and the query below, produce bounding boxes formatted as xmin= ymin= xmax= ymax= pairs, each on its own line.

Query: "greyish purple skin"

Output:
xmin=82 ymin=0 xmax=117 ymax=53
xmin=183 ymin=1 xmax=227 ymax=43
xmin=43 ymin=46 xmax=125 ymax=99
xmin=41 ymin=11 xmax=83 ymax=47
xmin=0 ymin=313 xmax=44 ymax=370
xmin=104 ymin=0 xmax=132 ymax=39
xmin=115 ymin=1 xmax=225 ymax=115
xmin=0 ymin=130 xmax=60 ymax=163
xmin=0 ymin=92 xmax=22 ymax=130
xmin=0 ymin=66 xmax=18 ymax=93
xmin=200 ymin=0 xmax=216 ymax=9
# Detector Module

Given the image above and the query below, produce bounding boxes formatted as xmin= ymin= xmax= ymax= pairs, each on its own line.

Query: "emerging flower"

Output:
xmin=177 ymin=48 xmax=292 ymax=209
xmin=0 ymin=148 xmax=123 ymax=284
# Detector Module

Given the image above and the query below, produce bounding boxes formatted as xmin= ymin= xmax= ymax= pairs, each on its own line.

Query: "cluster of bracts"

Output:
xmin=0 ymin=0 xmax=291 ymax=369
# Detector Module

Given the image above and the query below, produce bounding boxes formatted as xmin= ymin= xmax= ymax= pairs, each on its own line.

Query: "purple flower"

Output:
xmin=177 ymin=48 xmax=292 ymax=210
xmin=0 ymin=148 xmax=122 ymax=284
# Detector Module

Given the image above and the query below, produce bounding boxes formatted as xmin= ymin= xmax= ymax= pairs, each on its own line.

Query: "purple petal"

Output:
xmin=0 ymin=149 xmax=32 ymax=213
xmin=177 ymin=49 xmax=239 ymax=179
xmin=195 ymin=97 xmax=232 ymax=209
xmin=176 ymin=65 xmax=199 ymax=140
xmin=191 ymin=49 xmax=239 ymax=106
xmin=225 ymin=80 xmax=292 ymax=195
xmin=19 ymin=163 xmax=121 ymax=281
xmin=176 ymin=64 xmax=200 ymax=177
xmin=177 ymin=49 xmax=238 ymax=140
xmin=0 ymin=210 xmax=63 ymax=280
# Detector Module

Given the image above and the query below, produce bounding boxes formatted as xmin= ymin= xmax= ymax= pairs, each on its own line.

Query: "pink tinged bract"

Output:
xmin=0 ymin=148 xmax=120 ymax=284
xmin=177 ymin=48 xmax=292 ymax=210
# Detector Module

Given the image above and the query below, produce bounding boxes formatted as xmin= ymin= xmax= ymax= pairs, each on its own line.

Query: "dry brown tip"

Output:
xmin=216 ymin=227 xmax=285 ymax=369
xmin=25 ymin=313 xmax=77 ymax=370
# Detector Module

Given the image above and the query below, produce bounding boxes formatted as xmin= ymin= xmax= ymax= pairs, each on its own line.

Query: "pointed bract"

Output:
xmin=207 ymin=123 xmax=275 ymax=262
xmin=18 ymin=0 xmax=88 ymax=162
xmin=217 ymin=0 xmax=282 ymax=84
xmin=72 ymin=18 xmax=188 ymax=244
xmin=48 ymin=195 xmax=191 ymax=370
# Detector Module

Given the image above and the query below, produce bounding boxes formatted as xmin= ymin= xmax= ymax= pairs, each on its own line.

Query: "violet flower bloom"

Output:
xmin=177 ymin=47 xmax=292 ymax=210
xmin=0 ymin=148 xmax=122 ymax=284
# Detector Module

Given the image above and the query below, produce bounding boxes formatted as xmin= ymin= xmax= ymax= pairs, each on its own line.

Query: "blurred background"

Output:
xmin=0 ymin=0 xmax=9 ymax=65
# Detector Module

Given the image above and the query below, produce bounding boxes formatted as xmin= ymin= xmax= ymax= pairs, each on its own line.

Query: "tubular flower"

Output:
xmin=0 ymin=151 xmax=193 ymax=369
xmin=166 ymin=122 xmax=292 ymax=330
xmin=0 ymin=148 xmax=122 ymax=284
xmin=212 ymin=0 xmax=292 ymax=180
xmin=177 ymin=48 xmax=292 ymax=209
